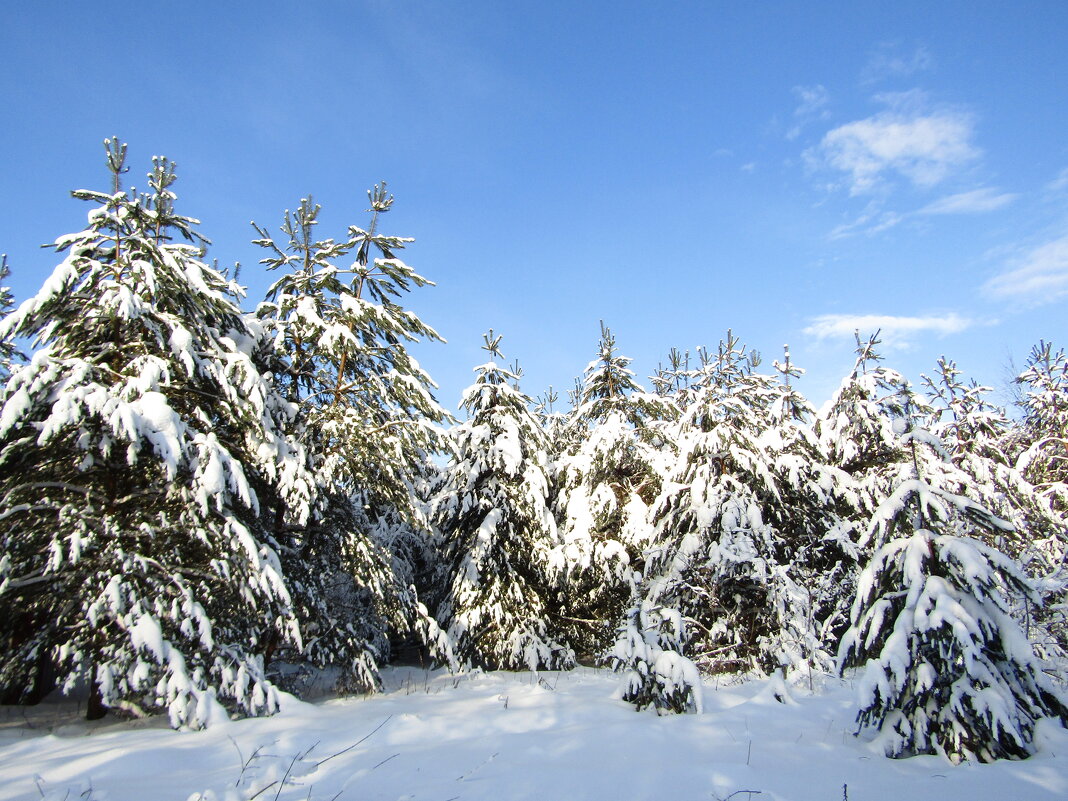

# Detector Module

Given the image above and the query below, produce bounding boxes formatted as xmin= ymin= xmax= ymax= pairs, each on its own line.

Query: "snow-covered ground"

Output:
xmin=2 ymin=667 xmax=1066 ymax=801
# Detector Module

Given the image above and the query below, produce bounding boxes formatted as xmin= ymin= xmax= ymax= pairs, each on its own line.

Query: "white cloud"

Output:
xmin=983 ymin=233 xmax=1068 ymax=304
xmin=866 ymin=212 xmax=905 ymax=234
xmin=810 ymin=92 xmax=978 ymax=195
xmin=787 ymin=84 xmax=830 ymax=140
xmin=862 ymin=43 xmax=934 ymax=84
xmin=918 ymin=187 xmax=1017 ymax=215
xmin=804 ymin=312 xmax=974 ymax=348
xmin=826 ymin=186 xmax=1013 ymax=239
xmin=1047 ymin=168 xmax=1068 ymax=193
xmin=828 ymin=209 xmax=904 ymax=240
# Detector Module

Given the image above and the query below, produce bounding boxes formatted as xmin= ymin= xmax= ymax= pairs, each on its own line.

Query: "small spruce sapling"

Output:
xmin=606 ymin=571 xmax=702 ymax=714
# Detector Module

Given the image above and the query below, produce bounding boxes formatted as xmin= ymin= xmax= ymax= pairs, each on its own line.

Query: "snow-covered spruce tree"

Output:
xmin=252 ymin=189 xmax=451 ymax=691
xmin=0 ymin=141 xmax=314 ymax=727
xmin=1015 ymin=341 xmax=1068 ymax=528
xmin=551 ymin=323 xmax=674 ymax=657
xmin=811 ymin=333 xmax=918 ymax=643
xmin=633 ymin=332 xmax=818 ymax=683
xmin=816 ymin=332 xmax=912 ymax=504
xmin=534 ymin=385 xmax=571 ymax=451
xmin=1011 ymin=342 xmax=1068 ymax=655
xmin=922 ymin=354 xmax=1068 ymax=662
xmin=431 ymin=332 xmax=573 ymax=670
xmin=839 ymin=384 xmax=1068 ymax=762
xmin=922 ymin=356 xmax=1061 ymax=570
xmin=762 ymin=346 xmax=862 ymax=677
xmin=923 ymin=358 xmax=1018 ymax=516
xmin=605 ymin=570 xmax=703 ymax=714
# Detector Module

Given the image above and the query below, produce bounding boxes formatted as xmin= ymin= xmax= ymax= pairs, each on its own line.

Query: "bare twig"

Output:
xmin=456 ymin=752 xmax=499 ymax=782
xmin=315 ymin=716 xmax=392 ymax=768
xmin=272 ymin=741 xmax=319 ymax=801
xmin=248 ymin=780 xmax=278 ymax=800
xmin=371 ymin=753 xmax=399 ymax=770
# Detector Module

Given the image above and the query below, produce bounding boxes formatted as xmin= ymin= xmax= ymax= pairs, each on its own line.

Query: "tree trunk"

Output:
xmin=86 ymin=674 xmax=107 ymax=721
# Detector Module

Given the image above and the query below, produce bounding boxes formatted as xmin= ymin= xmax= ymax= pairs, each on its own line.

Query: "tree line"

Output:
xmin=0 ymin=140 xmax=1065 ymax=763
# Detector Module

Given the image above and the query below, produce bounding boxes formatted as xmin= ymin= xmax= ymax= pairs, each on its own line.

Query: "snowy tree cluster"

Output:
xmin=1 ymin=141 xmax=1066 ymax=764
xmin=428 ymin=328 xmax=1068 ymax=761
xmin=0 ymin=141 xmax=448 ymax=727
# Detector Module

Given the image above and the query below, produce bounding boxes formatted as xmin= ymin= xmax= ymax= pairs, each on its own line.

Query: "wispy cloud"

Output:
xmin=809 ymin=91 xmax=978 ymax=195
xmin=828 ymin=186 xmax=1013 ymax=239
xmin=804 ymin=312 xmax=975 ymax=348
xmin=1047 ymin=168 xmax=1068 ymax=193
xmin=828 ymin=207 xmax=905 ymax=240
xmin=918 ymin=187 xmax=1017 ymax=215
xmin=861 ymin=43 xmax=934 ymax=84
xmin=983 ymin=233 xmax=1068 ymax=304
xmin=787 ymin=84 xmax=830 ymax=140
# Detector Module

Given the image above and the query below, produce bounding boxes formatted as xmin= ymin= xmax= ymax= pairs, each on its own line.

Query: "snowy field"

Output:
xmin=2 ymin=668 xmax=1066 ymax=801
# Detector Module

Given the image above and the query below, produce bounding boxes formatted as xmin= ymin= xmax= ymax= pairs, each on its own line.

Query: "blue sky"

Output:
xmin=2 ymin=1 xmax=1066 ymax=412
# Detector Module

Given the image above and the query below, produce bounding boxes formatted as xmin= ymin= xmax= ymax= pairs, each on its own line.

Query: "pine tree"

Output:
xmin=816 ymin=332 xmax=911 ymax=500
xmin=534 ymin=385 xmax=570 ymax=450
xmin=551 ymin=323 xmax=674 ymax=657
xmin=651 ymin=347 xmax=698 ymax=411
xmin=1011 ymin=342 xmax=1068 ymax=655
xmin=764 ymin=346 xmax=861 ymax=676
xmin=1015 ymin=341 xmax=1068 ymax=525
xmin=839 ymin=383 xmax=1068 ymax=762
xmin=252 ymin=187 xmax=447 ymax=519
xmin=0 ymin=140 xmax=315 ymax=727
xmin=810 ymin=332 xmax=917 ymax=656
xmin=637 ymin=332 xmax=813 ymax=679
xmin=251 ymin=188 xmax=451 ymax=691
xmin=431 ymin=332 xmax=573 ymax=671
xmin=921 ymin=357 xmax=1059 ymax=571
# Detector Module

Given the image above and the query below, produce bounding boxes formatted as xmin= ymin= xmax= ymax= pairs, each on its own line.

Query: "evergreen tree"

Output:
xmin=651 ymin=347 xmax=697 ymax=411
xmin=534 ymin=385 xmax=570 ymax=451
xmin=551 ymin=323 xmax=673 ymax=657
xmin=810 ymin=333 xmax=918 ymax=652
xmin=815 ymin=332 xmax=911 ymax=502
xmin=0 ymin=140 xmax=314 ymax=727
xmin=839 ymin=383 xmax=1068 ymax=762
xmin=605 ymin=570 xmax=702 ymax=714
xmin=636 ymin=332 xmax=815 ymax=680
xmin=252 ymin=187 xmax=447 ymax=519
xmin=922 ymin=356 xmax=1060 ymax=570
xmin=1011 ymin=343 xmax=1068 ymax=654
xmin=764 ymin=346 xmax=861 ymax=676
xmin=251 ymin=188 xmax=451 ymax=690
xmin=431 ymin=332 xmax=573 ymax=671
xmin=1015 ymin=341 xmax=1068 ymax=525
